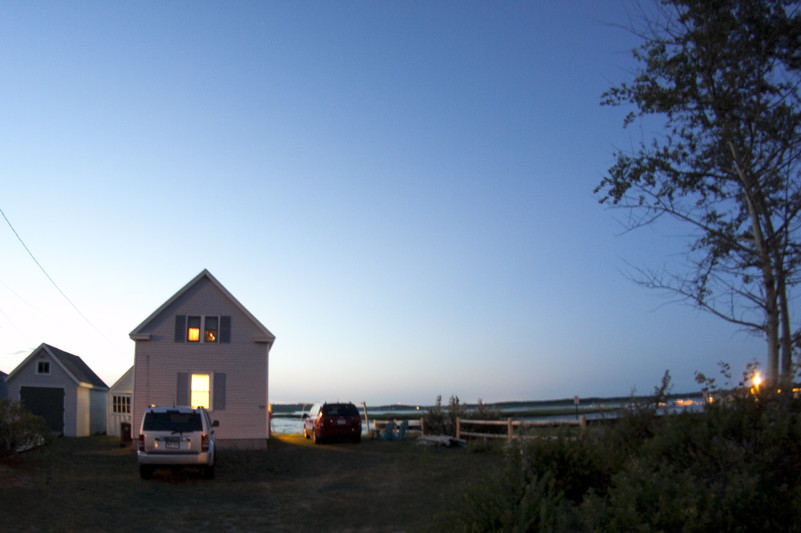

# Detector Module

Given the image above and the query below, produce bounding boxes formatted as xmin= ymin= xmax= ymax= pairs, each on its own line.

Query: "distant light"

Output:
xmin=753 ymin=373 xmax=762 ymax=388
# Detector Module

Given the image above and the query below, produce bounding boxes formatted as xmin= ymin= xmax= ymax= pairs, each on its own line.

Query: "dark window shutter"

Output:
xmin=213 ymin=373 xmax=226 ymax=410
xmin=177 ymin=372 xmax=189 ymax=405
xmin=220 ymin=316 xmax=231 ymax=343
xmin=175 ymin=315 xmax=186 ymax=342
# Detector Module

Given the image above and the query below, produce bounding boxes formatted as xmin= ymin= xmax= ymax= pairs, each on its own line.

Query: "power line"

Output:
xmin=0 ymin=207 xmax=125 ymax=353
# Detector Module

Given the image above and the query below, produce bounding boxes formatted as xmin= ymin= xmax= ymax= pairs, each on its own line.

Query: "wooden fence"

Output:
xmin=370 ymin=418 xmax=424 ymax=438
xmin=366 ymin=416 xmax=588 ymax=441
xmin=457 ymin=416 xmax=587 ymax=441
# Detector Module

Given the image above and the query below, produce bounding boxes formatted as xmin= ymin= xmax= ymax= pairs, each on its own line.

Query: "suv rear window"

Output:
xmin=143 ymin=412 xmax=203 ymax=432
xmin=322 ymin=404 xmax=359 ymax=416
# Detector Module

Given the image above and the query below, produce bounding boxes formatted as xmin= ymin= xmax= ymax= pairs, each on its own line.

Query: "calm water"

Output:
xmin=268 ymin=398 xmax=703 ymax=434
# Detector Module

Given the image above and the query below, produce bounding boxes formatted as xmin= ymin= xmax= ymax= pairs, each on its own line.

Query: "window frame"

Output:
xmin=186 ymin=315 xmax=202 ymax=342
xmin=112 ymin=395 xmax=131 ymax=414
xmin=36 ymin=361 xmax=50 ymax=375
xmin=179 ymin=315 xmax=225 ymax=344
xmin=190 ymin=373 xmax=211 ymax=410
xmin=177 ymin=371 xmax=226 ymax=411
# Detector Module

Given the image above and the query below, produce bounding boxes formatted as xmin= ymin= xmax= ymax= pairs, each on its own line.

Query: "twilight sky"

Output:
xmin=0 ymin=1 xmax=765 ymax=405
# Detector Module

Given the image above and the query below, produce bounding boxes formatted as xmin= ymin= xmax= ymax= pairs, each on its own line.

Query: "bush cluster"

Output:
xmin=438 ymin=388 xmax=801 ymax=531
xmin=0 ymin=400 xmax=50 ymax=456
xmin=423 ymin=395 xmax=502 ymax=437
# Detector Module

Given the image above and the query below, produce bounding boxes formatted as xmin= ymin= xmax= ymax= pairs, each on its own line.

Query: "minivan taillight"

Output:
xmin=201 ymin=433 xmax=209 ymax=451
xmin=138 ymin=434 xmax=145 ymax=452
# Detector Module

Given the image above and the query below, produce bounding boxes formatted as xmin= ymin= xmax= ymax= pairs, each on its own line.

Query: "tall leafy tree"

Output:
xmin=596 ymin=0 xmax=801 ymax=384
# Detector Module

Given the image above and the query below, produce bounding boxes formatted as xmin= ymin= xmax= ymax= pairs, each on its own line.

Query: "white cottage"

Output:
xmin=5 ymin=344 xmax=108 ymax=437
xmin=129 ymin=269 xmax=276 ymax=449
xmin=107 ymin=366 xmax=133 ymax=438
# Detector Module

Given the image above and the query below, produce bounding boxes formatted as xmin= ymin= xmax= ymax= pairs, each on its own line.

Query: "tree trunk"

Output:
xmin=779 ymin=272 xmax=793 ymax=382
xmin=730 ymin=144 xmax=781 ymax=384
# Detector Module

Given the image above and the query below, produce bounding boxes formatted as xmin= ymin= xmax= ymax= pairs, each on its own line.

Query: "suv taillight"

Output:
xmin=138 ymin=434 xmax=145 ymax=452
xmin=201 ymin=433 xmax=209 ymax=451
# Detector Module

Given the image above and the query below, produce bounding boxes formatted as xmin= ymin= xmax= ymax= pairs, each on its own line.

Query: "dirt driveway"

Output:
xmin=1 ymin=434 xmax=500 ymax=532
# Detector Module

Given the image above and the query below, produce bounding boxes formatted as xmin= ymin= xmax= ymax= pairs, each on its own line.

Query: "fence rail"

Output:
xmin=457 ymin=416 xmax=587 ymax=440
xmin=365 ymin=416 xmax=588 ymax=441
xmin=370 ymin=418 xmax=425 ymax=438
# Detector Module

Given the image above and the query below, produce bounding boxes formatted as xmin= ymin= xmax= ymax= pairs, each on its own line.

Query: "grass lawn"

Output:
xmin=0 ymin=434 xmax=501 ymax=532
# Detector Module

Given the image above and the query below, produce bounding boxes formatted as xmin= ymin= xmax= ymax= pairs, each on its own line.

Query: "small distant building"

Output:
xmin=107 ymin=366 xmax=133 ymax=438
xmin=5 ymin=343 xmax=109 ymax=437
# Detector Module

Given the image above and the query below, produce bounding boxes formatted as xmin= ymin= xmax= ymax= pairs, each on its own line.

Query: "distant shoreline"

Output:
xmin=270 ymin=392 xmax=704 ymax=418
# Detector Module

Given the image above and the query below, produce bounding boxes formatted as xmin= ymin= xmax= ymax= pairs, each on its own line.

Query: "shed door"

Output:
xmin=20 ymin=386 xmax=64 ymax=434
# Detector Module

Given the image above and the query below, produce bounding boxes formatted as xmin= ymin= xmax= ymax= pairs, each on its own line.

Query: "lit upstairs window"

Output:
xmin=187 ymin=316 xmax=201 ymax=342
xmin=175 ymin=315 xmax=231 ymax=344
xmin=204 ymin=316 xmax=218 ymax=342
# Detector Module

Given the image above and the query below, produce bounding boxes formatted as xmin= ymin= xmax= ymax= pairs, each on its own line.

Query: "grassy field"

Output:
xmin=0 ymin=434 xmax=500 ymax=532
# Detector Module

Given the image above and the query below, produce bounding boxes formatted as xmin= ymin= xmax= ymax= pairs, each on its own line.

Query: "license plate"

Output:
xmin=336 ymin=419 xmax=346 ymax=425
xmin=165 ymin=438 xmax=180 ymax=449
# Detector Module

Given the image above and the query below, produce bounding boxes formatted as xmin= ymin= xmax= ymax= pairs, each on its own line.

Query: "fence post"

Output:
xmin=579 ymin=415 xmax=587 ymax=439
xmin=456 ymin=416 xmax=461 ymax=439
xmin=419 ymin=417 xmax=425 ymax=436
xmin=362 ymin=401 xmax=370 ymax=438
xmin=507 ymin=418 xmax=514 ymax=440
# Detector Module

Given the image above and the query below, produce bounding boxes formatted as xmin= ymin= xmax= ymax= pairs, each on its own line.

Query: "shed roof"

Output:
xmin=109 ymin=366 xmax=133 ymax=393
xmin=6 ymin=343 xmax=109 ymax=390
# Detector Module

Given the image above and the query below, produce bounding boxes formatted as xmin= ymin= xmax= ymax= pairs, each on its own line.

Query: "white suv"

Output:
xmin=137 ymin=406 xmax=219 ymax=479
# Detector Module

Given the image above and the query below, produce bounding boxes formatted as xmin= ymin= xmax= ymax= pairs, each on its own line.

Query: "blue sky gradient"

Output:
xmin=1 ymin=1 xmax=764 ymax=405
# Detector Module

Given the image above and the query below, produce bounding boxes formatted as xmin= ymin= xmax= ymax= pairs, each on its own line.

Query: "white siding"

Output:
xmin=89 ymin=389 xmax=107 ymax=434
xmin=75 ymin=386 xmax=90 ymax=437
xmin=107 ymin=368 xmax=133 ymax=438
xmin=6 ymin=348 xmax=109 ymax=438
xmin=7 ymin=351 xmax=78 ymax=436
xmin=132 ymin=276 xmax=271 ymax=447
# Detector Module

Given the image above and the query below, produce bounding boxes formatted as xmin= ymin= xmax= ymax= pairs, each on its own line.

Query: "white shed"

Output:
xmin=107 ymin=366 xmax=133 ymax=438
xmin=6 ymin=344 xmax=108 ymax=437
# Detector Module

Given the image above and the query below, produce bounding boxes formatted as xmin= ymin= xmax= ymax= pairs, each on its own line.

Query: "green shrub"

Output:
xmin=424 ymin=394 xmax=471 ymax=436
xmin=423 ymin=395 xmax=449 ymax=435
xmin=0 ymin=399 xmax=50 ymax=456
xmin=437 ymin=441 xmax=582 ymax=532
xmin=448 ymin=379 xmax=801 ymax=531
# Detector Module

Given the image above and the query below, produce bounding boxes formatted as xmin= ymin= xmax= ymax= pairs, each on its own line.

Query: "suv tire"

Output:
xmin=312 ymin=429 xmax=323 ymax=445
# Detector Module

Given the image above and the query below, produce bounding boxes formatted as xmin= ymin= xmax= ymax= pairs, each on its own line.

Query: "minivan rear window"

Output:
xmin=144 ymin=412 xmax=202 ymax=432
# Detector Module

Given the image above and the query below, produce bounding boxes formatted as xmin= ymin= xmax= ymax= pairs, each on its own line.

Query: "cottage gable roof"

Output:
xmin=109 ymin=366 xmax=133 ymax=393
xmin=6 ymin=343 xmax=109 ymax=390
xmin=129 ymin=269 xmax=275 ymax=343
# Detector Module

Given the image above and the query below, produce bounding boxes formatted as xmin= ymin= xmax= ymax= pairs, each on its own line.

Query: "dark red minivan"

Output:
xmin=303 ymin=402 xmax=362 ymax=444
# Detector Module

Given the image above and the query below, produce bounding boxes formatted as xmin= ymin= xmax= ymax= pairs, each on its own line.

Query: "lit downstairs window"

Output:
xmin=191 ymin=374 xmax=210 ymax=409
